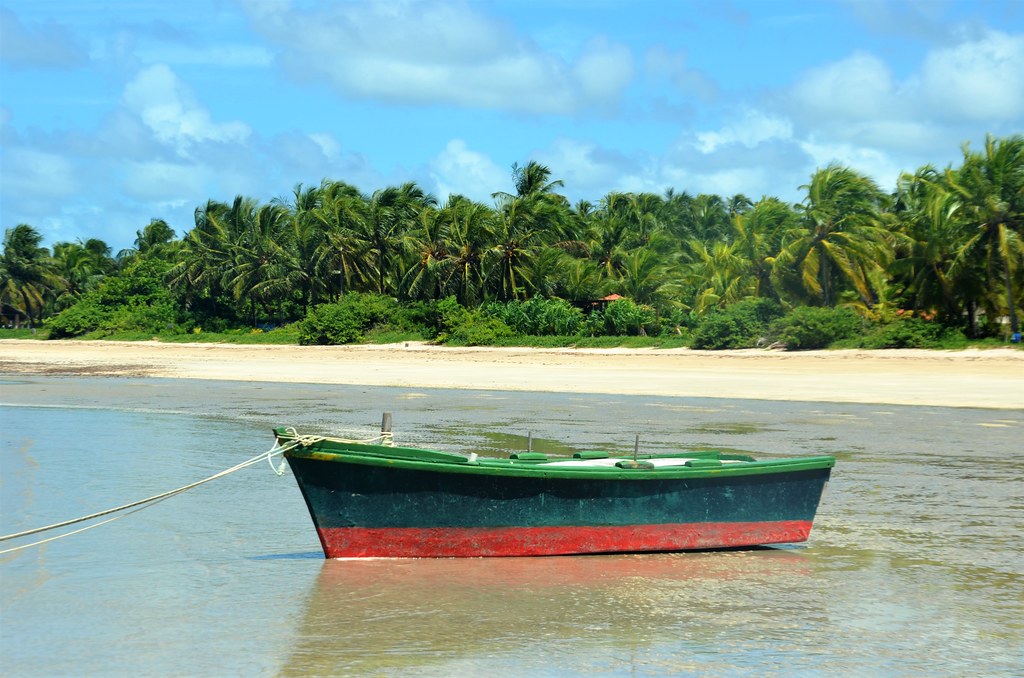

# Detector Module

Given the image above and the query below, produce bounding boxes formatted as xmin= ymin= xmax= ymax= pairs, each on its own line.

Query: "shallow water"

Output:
xmin=1 ymin=377 xmax=1022 ymax=676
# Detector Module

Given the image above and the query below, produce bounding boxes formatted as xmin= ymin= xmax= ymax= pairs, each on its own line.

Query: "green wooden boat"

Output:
xmin=274 ymin=426 xmax=834 ymax=558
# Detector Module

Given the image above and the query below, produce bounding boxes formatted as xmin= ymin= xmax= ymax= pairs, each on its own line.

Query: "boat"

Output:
xmin=274 ymin=424 xmax=834 ymax=558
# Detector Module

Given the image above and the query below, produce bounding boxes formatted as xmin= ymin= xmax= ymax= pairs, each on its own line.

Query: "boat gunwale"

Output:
xmin=277 ymin=433 xmax=835 ymax=481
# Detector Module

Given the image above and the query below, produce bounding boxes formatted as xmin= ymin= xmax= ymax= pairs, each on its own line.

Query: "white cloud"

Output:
xmin=644 ymin=45 xmax=718 ymax=102
xmin=654 ymin=121 xmax=817 ymax=202
xmin=535 ymin=138 xmax=640 ymax=198
xmin=573 ymin=37 xmax=635 ymax=106
xmin=121 ymin=64 xmax=251 ymax=155
xmin=799 ymin=139 xmax=904 ymax=192
xmin=790 ymin=51 xmax=896 ymax=121
xmin=787 ymin=30 xmax=1024 ymax=137
xmin=121 ymin=160 xmax=209 ymax=202
xmin=240 ymin=0 xmax=634 ymax=115
xmin=697 ymin=167 xmax=777 ymax=201
xmin=696 ymin=110 xmax=793 ymax=153
xmin=917 ymin=30 xmax=1024 ymax=121
xmin=308 ymin=133 xmax=341 ymax=162
xmin=135 ymin=44 xmax=273 ymax=68
xmin=265 ymin=131 xmax=381 ymax=191
xmin=0 ymin=147 xmax=79 ymax=200
xmin=776 ymin=28 xmax=1024 ymax=187
xmin=429 ymin=139 xmax=508 ymax=202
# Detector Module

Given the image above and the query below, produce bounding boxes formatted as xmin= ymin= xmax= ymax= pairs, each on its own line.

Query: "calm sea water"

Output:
xmin=1 ymin=377 xmax=1021 ymax=676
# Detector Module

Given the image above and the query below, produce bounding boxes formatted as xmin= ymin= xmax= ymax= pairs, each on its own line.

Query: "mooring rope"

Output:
xmin=0 ymin=438 xmax=304 ymax=554
xmin=0 ymin=428 xmax=398 ymax=555
xmin=0 ymin=494 xmax=179 ymax=555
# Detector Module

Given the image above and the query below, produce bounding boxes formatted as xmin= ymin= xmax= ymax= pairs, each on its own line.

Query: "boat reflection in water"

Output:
xmin=279 ymin=549 xmax=814 ymax=676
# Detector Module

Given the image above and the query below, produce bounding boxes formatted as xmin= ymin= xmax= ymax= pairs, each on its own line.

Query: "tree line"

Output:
xmin=2 ymin=134 xmax=1021 ymax=345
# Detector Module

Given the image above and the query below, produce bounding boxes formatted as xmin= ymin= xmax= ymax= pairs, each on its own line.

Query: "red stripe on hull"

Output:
xmin=316 ymin=521 xmax=813 ymax=558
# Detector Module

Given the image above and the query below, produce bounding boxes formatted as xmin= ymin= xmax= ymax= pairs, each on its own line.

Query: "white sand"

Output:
xmin=1 ymin=340 xmax=1022 ymax=409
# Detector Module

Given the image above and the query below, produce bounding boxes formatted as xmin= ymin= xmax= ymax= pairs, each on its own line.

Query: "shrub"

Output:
xmin=426 ymin=297 xmax=515 ymax=345
xmin=858 ymin=317 xmax=968 ymax=349
xmin=431 ymin=296 xmax=470 ymax=338
xmin=446 ymin=314 xmax=516 ymax=345
xmin=726 ymin=298 xmax=785 ymax=327
xmin=659 ymin=308 xmax=695 ymax=337
xmin=691 ymin=298 xmax=784 ymax=349
xmin=46 ymin=258 xmax=180 ymax=338
xmin=584 ymin=309 xmax=606 ymax=337
xmin=391 ymin=300 xmax=434 ymax=335
xmin=46 ymin=300 xmax=109 ymax=339
xmin=484 ymin=298 xmax=584 ymax=336
xmin=603 ymin=298 xmax=659 ymax=336
xmin=771 ymin=306 xmax=861 ymax=350
xmin=297 ymin=293 xmax=402 ymax=345
xmin=100 ymin=302 xmax=181 ymax=336
xmin=691 ymin=314 xmax=749 ymax=349
xmin=297 ymin=304 xmax=363 ymax=345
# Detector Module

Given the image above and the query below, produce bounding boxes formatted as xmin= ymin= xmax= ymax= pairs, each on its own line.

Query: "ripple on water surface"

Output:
xmin=1 ymin=378 xmax=1022 ymax=676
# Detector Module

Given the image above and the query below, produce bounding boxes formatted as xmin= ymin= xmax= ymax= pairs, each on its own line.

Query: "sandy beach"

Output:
xmin=2 ymin=339 xmax=1022 ymax=409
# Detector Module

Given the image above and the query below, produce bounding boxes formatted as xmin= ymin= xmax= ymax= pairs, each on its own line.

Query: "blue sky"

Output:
xmin=1 ymin=0 xmax=1022 ymax=251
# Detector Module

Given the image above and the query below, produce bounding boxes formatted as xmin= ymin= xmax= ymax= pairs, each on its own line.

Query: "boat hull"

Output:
xmin=315 ymin=522 xmax=813 ymax=558
xmin=285 ymin=453 xmax=831 ymax=558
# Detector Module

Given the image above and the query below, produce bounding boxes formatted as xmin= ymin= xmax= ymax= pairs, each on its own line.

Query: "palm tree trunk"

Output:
xmin=820 ymin=250 xmax=833 ymax=306
xmin=1003 ymin=262 xmax=1019 ymax=334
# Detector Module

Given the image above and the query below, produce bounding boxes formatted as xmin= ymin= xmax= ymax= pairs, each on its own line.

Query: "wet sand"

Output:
xmin=2 ymin=339 xmax=1022 ymax=409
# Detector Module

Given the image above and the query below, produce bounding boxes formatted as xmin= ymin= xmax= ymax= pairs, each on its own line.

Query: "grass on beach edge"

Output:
xmin=0 ymin=326 xmax=1017 ymax=351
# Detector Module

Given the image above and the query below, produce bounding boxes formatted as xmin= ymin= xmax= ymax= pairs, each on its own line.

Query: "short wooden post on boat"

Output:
xmin=381 ymin=412 xmax=392 ymax=442
xmin=634 ymin=434 xmax=640 ymax=462
xmin=527 ymin=432 xmax=533 ymax=452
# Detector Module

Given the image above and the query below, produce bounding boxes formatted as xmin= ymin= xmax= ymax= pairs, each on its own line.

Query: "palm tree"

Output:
xmin=775 ymin=164 xmax=893 ymax=307
xmin=671 ymin=194 xmax=731 ymax=244
xmin=489 ymin=161 xmax=571 ymax=300
xmin=682 ymin=239 xmax=752 ymax=314
xmin=946 ymin=134 xmax=1024 ymax=336
xmin=51 ymin=238 xmax=115 ymax=309
xmin=564 ymin=199 xmax=596 ymax=250
xmin=489 ymin=195 xmax=545 ymax=300
xmin=559 ymin=258 xmax=604 ymax=306
xmin=399 ymin=205 xmax=448 ymax=301
xmin=275 ymin=182 xmax=326 ymax=310
xmin=891 ymin=167 xmax=971 ymax=325
xmin=522 ymin=246 xmax=570 ymax=300
xmin=728 ymin=193 xmax=754 ymax=217
xmin=227 ymin=203 xmax=301 ymax=323
xmin=436 ymin=196 xmax=496 ymax=305
xmin=363 ymin=182 xmax=436 ymax=295
xmin=627 ymin=192 xmax=669 ymax=250
xmin=168 ymin=198 xmax=253 ymax=319
xmin=117 ymin=219 xmax=177 ymax=262
xmin=0 ymin=224 xmax=58 ymax=326
xmin=594 ymin=192 xmax=668 ymax=252
xmin=660 ymin=187 xmax=694 ymax=240
xmin=313 ymin=180 xmax=371 ymax=299
xmin=616 ymin=248 xmax=675 ymax=307
xmin=731 ymin=197 xmax=798 ymax=303
xmin=584 ymin=193 xmax=636 ymax=281
xmin=494 ymin=161 xmax=565 ymax=200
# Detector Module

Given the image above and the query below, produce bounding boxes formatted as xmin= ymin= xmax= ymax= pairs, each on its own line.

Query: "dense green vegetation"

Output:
xmin=2 ymin=135 xmax=1022 ymax=350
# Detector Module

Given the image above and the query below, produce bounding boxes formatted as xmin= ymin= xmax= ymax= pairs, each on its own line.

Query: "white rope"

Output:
xmin=0 ymin=439 xmax=302 ymax=549
xmin=302 ymin=428 xmax=395 ymax=446
xmin=0 ymin=428 xmax=397 ymax=554
xmin=0 ymin=494 xmax=176 ymax=555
